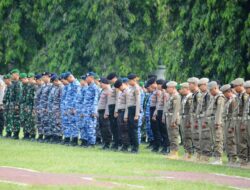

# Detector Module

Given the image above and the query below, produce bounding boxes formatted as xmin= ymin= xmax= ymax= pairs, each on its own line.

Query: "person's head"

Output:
xmin=220 ymin=84 xmax=233 ymax=99
xmin=85 ymin=72 xmax=96 ymax=84
xmin=127 ymin=74 xmax=137 ymax=86
xmin=42 ymin=72 xmax=51 ymax=83
xmin=35 ymin=74 xmax=43 ymax=85
xmin=27 ymin=73 xmax=36 ymax=84
xmin=107 ymin=73 xmax=117 ymax=84
xmin=64 ymin=72 xmax=74 ymax=83
xmin=180 ymin=83 xmax=190 ymax=96
xmin=99 ymin=77 xmax=110 ymax=89
xmin=51 ymin=74 xmax=60 ymax=85
xmin=156 ymin=79 xmax=164 ymax=90
xmin=114 ymin=78 xmax=127 ymax=91
xmin=80 ymin=75 xmax=87 ymax=86
xmin=20 ymin=73 xmax=28 ymax=84
xmin=198 ymin=78 xmax=209 ymax=92
xmin=244 ymin=81 xmax=250 ymax=95
xmin=147 ymin=77 xmax=157 ymax=91
xmin=187 ymin=77 xmax=199 ymax=92
xmin=208 ymin=81 xmax=219 ymax=96
xmin=167 ymin=81 xmax=177 ymax=94
xmin=3 ymin=74 xmax=12 ymax=85
xmin=231 ymin=78 xmax=245 ymax=93
xmin=10 ymin=69 xmax=20 ymax=81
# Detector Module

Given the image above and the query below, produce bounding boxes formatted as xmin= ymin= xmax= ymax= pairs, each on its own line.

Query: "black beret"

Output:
xmin=51 ymin=74 xmax=58 ymax=82
xmin=107 ymin=73 xmax=117 ymax=80
xmin=156 ymin=79 xmax=165 ymax=85
xmin=99 ymin=77 xmax=109 ymax=84
xmin=148 ymin=74 xmax=157 ymax=80
xmin=42 ymin=72 xmax=51 ymax=76
xmin=114 ymin=78 xmax=123 ymax=88
xmin=127 ymin=73 xmax=137 ymax=80
xmin=35 ymin=74 xmax=43 ymax=80
xmin=162 ymin=80 xmax=169 ymax=89
xmin=146 ymin=77 xmax=156 ymax=87
xmin=144 ymin=82 xmax=150 ymax=88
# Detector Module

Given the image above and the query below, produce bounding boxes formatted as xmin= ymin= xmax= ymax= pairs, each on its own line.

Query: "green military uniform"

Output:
xmin=3 ymin=74 xmax=12 ymax=137
xmin=220 ymin=84 xmax=238 ymax=165
xmin=9 ymin=69 xmax=22 ymax=139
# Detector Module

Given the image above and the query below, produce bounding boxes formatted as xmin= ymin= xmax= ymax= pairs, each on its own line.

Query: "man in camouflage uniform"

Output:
xmin=220 ymin=84 xmax=238 ymax=166
xmin=83 ymin=72 xmax=99 ymax=147
xmin=164 ymin=81 xmax=181 ymax=160
xmin=179 ymin=82 xmax=193 ymax=160
xmin=3 ymin=74 xmax=12 ymax=137
xmin=34 ymin=74 xmax=44 ymax=141
xmin=231 ymin=78 xmax=249 ymax=166
xmin=9 ymin=69 xmax=22 ymax=139
xmin=38 ymin=72 xmax=52 ymax=142
xmin=188 ymin=77 xmax=202 ymax=161
xmin=19 ymin=73 xmax=30 ymax=140
xmin=203 ymin=81 xmax=225 ymax=165
xmin=243 ymin=81 xmax=250 ymax=166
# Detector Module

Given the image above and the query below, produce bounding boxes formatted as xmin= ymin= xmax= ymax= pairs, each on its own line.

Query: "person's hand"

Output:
xmin=104 ymin=114 xmax=109 ymax=119
xmin=124 ymin=118 xmax=128 ymax=123
xmin=152 ymin=115 xmax=156 ymax=121
xmin=114 ymin=112 xmax=118 ymax=118
xmin=134 ymin=115 xmax=139 ymax=121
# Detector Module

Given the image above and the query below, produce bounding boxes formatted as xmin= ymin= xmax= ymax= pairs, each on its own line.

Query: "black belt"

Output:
xmin=118 ymin=109 xmax=125 ymax=113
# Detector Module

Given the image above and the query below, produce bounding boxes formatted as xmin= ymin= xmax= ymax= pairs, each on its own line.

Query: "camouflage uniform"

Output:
xmin=9 ymin=80 xmax=22 ymax=138
xmin=83 ymin=82 xmax=99 ymax=145
xmin=3 ymin=84 xmax=12 ymax=135
xmin=145 ymin=93 xmax=154 ymax=143
xmin=138 ymin=88 xmax=145 ymax=144
xmin=34 ymin=83 xmax=44 ymax=139
xmin=243 ymin=94 xmax=250 ymax=163
xmin=61 ymin=84 xmax=69 ymax=140
xmin=20 ymin=83 xmax=30 ymax=138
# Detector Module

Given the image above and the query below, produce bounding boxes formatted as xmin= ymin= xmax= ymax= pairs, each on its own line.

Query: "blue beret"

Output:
xmin=146 ymin=77 xmax=156 ymax=87
xmin=64 ymin=71 xmax=72 ymax=79
xmin=35 ymin=74 xmax=43 ymax=80
xmin=122 ymin=77 xmax=129 ymax=83
xmin=42 ymin=72 xmax=51 ymax=76
xmin=127 ymin=73 xmax=137 ymax=80
xmin=51 ymin=74 xmax=58 ymax=82
xmin=86 ymin=72 xmax=96 ymax=77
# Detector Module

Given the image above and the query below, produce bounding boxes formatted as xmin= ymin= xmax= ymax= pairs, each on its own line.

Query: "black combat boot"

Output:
xmin=13 ymin=131 xmax=19 ymax=140
xmin=22 ymin=133 xmax=29 ymax=140
xmin=62 ymin=137 xmax=70 ymax=145
xmin=37 ymin=134 xmax=44 ymax=143
xmin=5 ymin=131 xmax=12 ymax=138
xmin=57 ymin=136 xmax=62 ymax=144
xmin=70 ymin=137 xmax=78 ymax=146
xmin=102 ymin=143 xmax=110 ymax=150
xmin=30 ymin=134 xmax=36 ymax=142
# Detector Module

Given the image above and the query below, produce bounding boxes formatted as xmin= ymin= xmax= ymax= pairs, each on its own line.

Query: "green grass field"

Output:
xmin=0 ymin=137 xmax=249 ymax=190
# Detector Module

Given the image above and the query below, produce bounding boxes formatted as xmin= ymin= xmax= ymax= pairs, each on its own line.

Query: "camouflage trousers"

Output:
xmin=52 ymin=110 xmax=62 ymax=137
xmin=36 ymin=109 xmax=43 ymax=135
xmin=236 ymin=117 xmax=248 ymax=162
xmin=4 ymin=109 xmax=12 ymax=133
xmin=9 ymin=107 xmax=21 ymax=133
xmin=191 ymin=115 xmax=201 ymax=154
xmin=0 ymin=108 xmax=4 ymax=134
xmin=166 ymin=114 xmax=179 ymax=151
xmin=83 ymin=115 xmax=97 ymax=145
xmin=21 ymin=107 xmax=36 ymax=136
xmin=246 ymin=117 xmax=250 ymax=162
xmin=180 ymin=115 xmax=193 ymax=154
xmin=223 ymin=117 xmax=237 ymax=162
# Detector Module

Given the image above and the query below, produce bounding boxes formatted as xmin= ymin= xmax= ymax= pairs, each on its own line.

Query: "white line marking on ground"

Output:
xmin=81 ymin=177 xmax=94 ymax=181
xmin=0 ymin=180 xmax=29 ymax=186
xmin=214 ymin=173 xmax=250 ymax=181
xmin=0 ymin=166 xmax=39 ymax=173
xmin=112 ymin=182 xmax=145 ymax=189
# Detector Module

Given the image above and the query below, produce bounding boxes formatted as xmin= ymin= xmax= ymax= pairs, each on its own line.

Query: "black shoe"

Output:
xmin=88 ymin=144 xmax=95 ymax=148
xmin=131 ymin=146 xmax=138 ymax=154
xmin=120 ymin=146 xmax=129 ymax=152
xmin=102 ymin=143 xmax=110 ymax=150
xmin=146 ymin=141 xmax=154 ymax=149
xmin=30 ymin=135 xmax=36 ymax=142
xmin=13 ymin=132 xmax=19 ymax=140
xmin=22 ymin=133 xmax=29 ymax=140
xmin=43 ymin=135 xmax=51 ymax=143
xmin=111 ymin=143 xmax=119 ymax=151
xmin=37 ymin=135 xmax=44 ymax=142
xmin=70 ymin=137 xmax=78 ymax=146
xmin=5 ymin=132 xmax=12 ymax=138
xmin=79 ymin=139 xmax=88 ymax=147
xmin=160 ymin=147 xmax=169 ymax=155
xmin=62 ymin=137 xmax=70 ymax=146
xmin=152 ymin=147 xmax=159 ymax=153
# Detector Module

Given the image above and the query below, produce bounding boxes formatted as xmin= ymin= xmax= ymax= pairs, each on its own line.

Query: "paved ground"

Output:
xmin=0 ymin=166 xmax=250 ymax=189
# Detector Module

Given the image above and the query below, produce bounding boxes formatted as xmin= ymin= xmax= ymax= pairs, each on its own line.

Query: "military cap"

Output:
xmin=81 ymin=75 xmax=86 ymax=80
xmin=148 ymin=74 xmax=157 ymax=80
xmin=27 ymin=73 xmax=35 ymax=78
xmin=162 ymin=80 xmax=169 ymax=89
xmin=146 ymin=77 xmax=156 ymax=87
xmin=114 ymin=78 xmax=123 ymax=88
xmin=156 ymin=79 xmax=165 ymax=85
xmin=220 ymin=84 xmax=231 ymax=92
xmin=208 ymin=81 xmax=218 ymax=90
xmin=127 ymin=73 xmax=137 ymax=80
xmin=244 ymin=80 xmax=250 ymax=88
xmin=42 ymin=71 xmax=51 ymax=76
xmin=167 ymin=81 xmax=178 ymax=87
xmin=180 ymin=82 xmax=189 ymax=89
xmin=122 ymin=77 xmax=129 ymax=83
xmin=86 ymin=71 xmax=96 ymax=77
xmin=187 ymin=77 xmax=199 ymax=84
xmin=198 ymin=78 xmax=209 ymax=85
xmin=99 ymin=77 xmax=109 ymax=85
xmin=139 ymin=81 xmax=144 ymax=87
xmin=3 ymin=74 xmax=11 ymax=79
xmin=64 ymin=71 xmax=72 ymax=79
xmin=51 ymin=74 xmax=58 ymax=82
xmin=10 ymin=69 xmax=20 ymax=74
xmin=176 ymin=83 xmax=181 ymax=90
xmin=144 ymin=82 xmax=150 ymax=88
xmin=35 ymin=74 xmax=42 ymax=80
xmin=60 ymin=73 xmax=65 ymax=79
xmin=20 ymin=73 xmax=27 ymax=79
xmin=231 ymin=78 xmax=244 ymax=86
xmin=107 ymin=73 xmax=117 ymax=80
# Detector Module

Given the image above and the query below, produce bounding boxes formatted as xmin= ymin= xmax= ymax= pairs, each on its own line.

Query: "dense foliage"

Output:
xmin=0 ymin=0 xmax=249 ymax=82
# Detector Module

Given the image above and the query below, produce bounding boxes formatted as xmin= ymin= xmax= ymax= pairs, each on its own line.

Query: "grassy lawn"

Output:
xmin=0 ymin=137 xmax=249 ymax=190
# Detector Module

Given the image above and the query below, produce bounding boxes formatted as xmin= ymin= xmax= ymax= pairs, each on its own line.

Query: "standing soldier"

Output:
xmin=3 ymin=74 xmax=12 ymax=137
xmin=65 ymin=72 xmax=80 ymax=146
xmin=9 ymin=69 xmax=22 ymax=139
xmin=107 ymin=73 xmax=119 ymax=150
xmin=39 ymin=72 xmax=52 ymax=142
xmin=243 ymin=81 xmax=250 ymax=166
xmin=76 ymin=75 xmax=88 ymax=147
xmin=138 ymin=81 xmax=145 ymax=144
xmin=204 ymin=81 xmax=225 ymax=165
xmin=0 ymin=77 xmax=5 ymax=136
xmin=83 ymin=72 xmax=99 ymax=147
xmin=231 ymin=78 xmax=249 ymax=166
xmin=50 ymin=74 xmax=63 ymax=143
xmin=164 ymin=81 xmax=181 ymax=160
xmin=187 ymin=77 xmax=202 ymax=161
xmin=27 ymin=73 xmax=36 ymax=141
xmin=114 ymin=78 xmax=130 ymax=151
xmin=179 ymin=83 xmax=193 ymax=160
xmin=125 ymin=74 xmax=141 ymax=153
xmin=98 ymin=77 xmax=112 ymax=150
xmin=34 ymin=74 xmax=44 ymax=141
xmin=220 ymin=84 xmax=238 ymax=166
xmin=19 ymin=73 xmax=30 ymax=140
